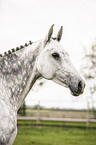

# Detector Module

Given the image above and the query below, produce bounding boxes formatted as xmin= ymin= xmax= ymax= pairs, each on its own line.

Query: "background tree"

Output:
xmin=18 ymin=100 xmax=26 ymax=116
xmin=81 ymin=40 xmax=96 ymax=118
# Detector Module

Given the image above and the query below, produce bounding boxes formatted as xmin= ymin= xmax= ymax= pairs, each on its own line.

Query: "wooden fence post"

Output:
xmin=37 ymin=100 xmax=40 ymax=126
xmin=86 ymin=100 xmax=90 ymax=129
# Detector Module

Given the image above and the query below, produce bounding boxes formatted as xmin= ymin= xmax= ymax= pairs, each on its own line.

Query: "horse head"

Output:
xmin=36 ymin=25 xmax=85 ymax=96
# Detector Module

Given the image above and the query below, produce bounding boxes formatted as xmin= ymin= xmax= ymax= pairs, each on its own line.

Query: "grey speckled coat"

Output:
xmin=0 ymin=25 xmax=85 ymax=144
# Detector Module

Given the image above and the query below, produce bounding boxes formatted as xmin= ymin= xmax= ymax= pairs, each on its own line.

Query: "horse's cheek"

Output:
xmin=37 ymin=59 xmax=55 ymax=79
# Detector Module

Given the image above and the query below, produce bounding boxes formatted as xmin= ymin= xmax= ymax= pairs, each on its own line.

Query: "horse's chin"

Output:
xmin=70 ymin=91 xmax=80 ymax=97
xmin=69 ymin=87 xmax=83 ymax=97
xmin=63 ymin=85 xmax=81 ymax=96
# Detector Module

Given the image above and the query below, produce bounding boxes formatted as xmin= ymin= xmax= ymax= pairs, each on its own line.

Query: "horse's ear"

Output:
xmin=47 ymin=24 xmax=54 ymax=42
xmin=44 ymin=24 xmax=54 ymax=46
xmin=56 ymin=26 xmax=63 ymax=42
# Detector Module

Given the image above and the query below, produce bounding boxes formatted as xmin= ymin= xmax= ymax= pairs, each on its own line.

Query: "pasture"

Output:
xmin=13 ymin=125 xmax=96 ymax=145
xmin=16 ymin=108 xmax=96 ymax=144
xmin=19 ymin=108 xmax=95 ymax=119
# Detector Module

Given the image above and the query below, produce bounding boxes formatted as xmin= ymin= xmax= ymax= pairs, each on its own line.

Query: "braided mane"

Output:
xmin=0 ymin=41 xmax=33 ymax=57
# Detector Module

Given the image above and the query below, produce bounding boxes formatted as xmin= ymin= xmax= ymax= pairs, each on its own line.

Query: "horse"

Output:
xmin=0 ymin=24 xmax=85 ymax=144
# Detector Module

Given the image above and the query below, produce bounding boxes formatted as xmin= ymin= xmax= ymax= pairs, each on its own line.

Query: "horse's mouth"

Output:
xmin=69 ymin=82 xmax=85 ymax=97
xmin=70 ymin=89 xmax=82 ymax=96
xmin=54 ymin=75 xmax=85 ymax=97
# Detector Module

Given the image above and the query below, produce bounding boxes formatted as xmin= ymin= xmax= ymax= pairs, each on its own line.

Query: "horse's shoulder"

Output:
xmin=0 ymin=102 xmax=17 ymax=144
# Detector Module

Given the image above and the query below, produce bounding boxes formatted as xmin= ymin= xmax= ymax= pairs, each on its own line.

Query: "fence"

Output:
xmin=18 ymin=99 xmax=96 ymax=128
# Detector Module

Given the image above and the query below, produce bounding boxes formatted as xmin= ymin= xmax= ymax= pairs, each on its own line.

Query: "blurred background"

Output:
xmin=0 ymin=0 xmax=96 ymax=145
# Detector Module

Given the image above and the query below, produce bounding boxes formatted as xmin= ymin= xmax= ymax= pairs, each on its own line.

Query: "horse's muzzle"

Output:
xmin=69 ymin=80 xmax=85 ymax=96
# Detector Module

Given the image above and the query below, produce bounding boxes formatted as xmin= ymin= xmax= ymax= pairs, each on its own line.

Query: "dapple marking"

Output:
xmin=0 ymin=25 xmax=85 ymax=144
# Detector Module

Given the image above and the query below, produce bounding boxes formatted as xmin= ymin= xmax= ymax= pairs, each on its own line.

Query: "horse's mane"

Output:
xmin=0 ymin=41 xmax=33 ymax=57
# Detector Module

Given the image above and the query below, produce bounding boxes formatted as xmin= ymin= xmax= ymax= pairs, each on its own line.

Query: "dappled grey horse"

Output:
xmin=0 ymin=25 xmax=85 ymax=144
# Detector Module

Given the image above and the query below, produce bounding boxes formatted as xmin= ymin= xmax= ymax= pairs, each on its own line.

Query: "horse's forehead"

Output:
xmin=47 ymin=40 xmax=66 ymax=53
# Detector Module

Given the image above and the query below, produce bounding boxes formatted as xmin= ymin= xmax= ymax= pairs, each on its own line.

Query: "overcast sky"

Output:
xmin=0 ymin=0 xmax=96 ymax=109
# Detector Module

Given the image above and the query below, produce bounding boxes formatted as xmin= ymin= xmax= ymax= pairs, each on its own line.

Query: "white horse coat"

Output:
xmin=0 ymin=25 xmax=85 ymax=144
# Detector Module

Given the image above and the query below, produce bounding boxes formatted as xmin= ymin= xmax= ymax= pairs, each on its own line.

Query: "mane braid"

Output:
xmin=0 ymin=40 xmax=33 ymax=57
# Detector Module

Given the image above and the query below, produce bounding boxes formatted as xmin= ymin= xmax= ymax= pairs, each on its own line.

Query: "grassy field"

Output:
xmin=13 ymin=125 xmax=96 ymax=145
xmin=17 ymin=119 xmax=96 ymax=128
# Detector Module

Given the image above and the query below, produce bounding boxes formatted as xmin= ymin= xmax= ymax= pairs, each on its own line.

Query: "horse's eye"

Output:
xmin=52 ymin=53 xmax=60 ymax=60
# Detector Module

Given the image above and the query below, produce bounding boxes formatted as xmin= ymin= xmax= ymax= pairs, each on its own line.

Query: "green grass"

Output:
xmin=17 ymin=119 xmax=96 ymax=128
xmin=13 ymin=126 xmax=96 ymax=145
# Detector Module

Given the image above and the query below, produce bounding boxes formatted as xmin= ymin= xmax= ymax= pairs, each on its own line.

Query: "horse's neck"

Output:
xmin=0 ymin=40 xmax=42 ymax=111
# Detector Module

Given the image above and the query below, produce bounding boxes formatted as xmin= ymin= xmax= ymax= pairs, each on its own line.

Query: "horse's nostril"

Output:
xmin=78 ymin=81 xmax=82 ymax=91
